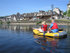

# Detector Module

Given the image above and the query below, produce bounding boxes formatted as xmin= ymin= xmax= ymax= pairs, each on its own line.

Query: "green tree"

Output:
xmin=63 ymin=11 xmax=67 ymax=15
xmin=0 ymin=20 xmax=3 ymax=24
xmin=67 ymin=9 xmax=70 ymax=17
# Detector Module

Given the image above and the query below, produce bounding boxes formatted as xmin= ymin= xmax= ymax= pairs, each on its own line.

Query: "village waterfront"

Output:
xmin=0 ymin=24 xmax=70 ymax=53
xmin=0 ymin=0 xmax=70 ymax=53
xmin=0 ymin=12 xmax=70 ymax=53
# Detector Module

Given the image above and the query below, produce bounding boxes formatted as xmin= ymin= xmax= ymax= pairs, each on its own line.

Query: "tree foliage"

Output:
xmin=63 ymin=11 xmax=67 ymax=15
xmin=67 ymin=9 xmax=70 ymax=17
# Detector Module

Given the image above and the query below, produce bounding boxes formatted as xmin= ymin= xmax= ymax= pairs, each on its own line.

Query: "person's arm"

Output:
xmin=42 ymin=25 xmax=44 ymax=28
xmin=49 ymin=23 xmax=53 ymax=28
xmin=41 ymin=25 xmax=44 ymax=31
xmin=48 ymin=23 xmax=53 ymax=31
xmin=41 ymin=25 xmax=43 ymax=29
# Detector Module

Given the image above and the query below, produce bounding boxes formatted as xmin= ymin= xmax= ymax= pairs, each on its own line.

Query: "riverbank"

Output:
xmin=1 ymin=19 xmax=70 ymax=26
xmin=10 ymin=22 xmax=70 ymax=25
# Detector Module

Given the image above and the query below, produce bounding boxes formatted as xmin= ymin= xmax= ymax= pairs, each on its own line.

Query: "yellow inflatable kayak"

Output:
xmin=33 ymin=29 xmax=67 ymax=38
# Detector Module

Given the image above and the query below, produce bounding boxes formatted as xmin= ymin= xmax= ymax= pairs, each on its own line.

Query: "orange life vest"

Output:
xmin=51 ymin=23 xmax=58 ymax=29
xmin=41 ymin=24 xmax=47 ymax=31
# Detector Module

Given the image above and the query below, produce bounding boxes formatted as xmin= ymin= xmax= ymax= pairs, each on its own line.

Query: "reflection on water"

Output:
xmin=33 ymin=34 xmax=70 ymax=53
xmin=0 ymin=25 xmax=34 ymax=32
xmin=33 ymin=35 xmax=59 ymax=53
xmin=0 ymin=25 xmax=70 ymax=32
xmin=0 ymin=25 xmax=70 ymax=53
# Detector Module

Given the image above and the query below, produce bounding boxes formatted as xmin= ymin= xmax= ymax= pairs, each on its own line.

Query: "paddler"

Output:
xmin=41 ymin=21 xmax=47 ymax=35
xmin=48 ymin=19 xmax=58 ymax=33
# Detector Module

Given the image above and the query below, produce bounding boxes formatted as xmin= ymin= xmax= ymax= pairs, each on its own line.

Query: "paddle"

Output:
xmin=58 ymin=28 xmax=63 ymax=31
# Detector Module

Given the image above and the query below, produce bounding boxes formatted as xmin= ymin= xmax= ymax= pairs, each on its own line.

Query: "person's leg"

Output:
xmin=43 ymin=31 xmax=46 ymax=37
xmin=43 ymin=31 xmax=46 ymax=35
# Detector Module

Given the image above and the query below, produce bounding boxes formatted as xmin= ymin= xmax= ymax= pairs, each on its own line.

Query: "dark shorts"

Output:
xmin=49 ymin=31 xmax=53 ymax=33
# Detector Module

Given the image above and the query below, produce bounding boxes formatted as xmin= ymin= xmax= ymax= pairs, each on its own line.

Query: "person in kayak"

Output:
xmin=33 ymin=21 xmax=47 ymax=35
xmin=48 ymin=19 xmax=58 ymax=33
xmin=41 ymin=21 xmax=47 ymax=35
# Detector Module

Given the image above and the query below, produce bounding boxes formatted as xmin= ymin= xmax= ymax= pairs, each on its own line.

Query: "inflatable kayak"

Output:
xmin=33 ymin=29 xmax=67 ymax=38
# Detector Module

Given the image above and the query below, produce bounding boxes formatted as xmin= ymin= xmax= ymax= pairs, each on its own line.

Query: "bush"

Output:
xmin=36 ymin=21 xmax=42 ymax=25
xmin=63 ymin=11 xmax=67 ymax=15
xmin=67 ymin=9 xmax=70 ymax=17
xmin=0 ymin=21 xmax=3 ymax=24
xmin=7 ymin=21 xmax=10 ymax=24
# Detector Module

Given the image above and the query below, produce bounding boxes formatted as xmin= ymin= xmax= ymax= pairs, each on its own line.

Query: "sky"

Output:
xmin=0 ymin=0 xmax=69 ymax=16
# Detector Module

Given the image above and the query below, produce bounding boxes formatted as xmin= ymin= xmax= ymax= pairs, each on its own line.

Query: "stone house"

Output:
xmin=53 ymin=8 xmax=63 ymax=19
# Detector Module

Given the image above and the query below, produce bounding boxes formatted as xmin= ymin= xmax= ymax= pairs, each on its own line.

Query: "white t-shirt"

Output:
xmin=38 ymin=28 xmax=43 ymax=32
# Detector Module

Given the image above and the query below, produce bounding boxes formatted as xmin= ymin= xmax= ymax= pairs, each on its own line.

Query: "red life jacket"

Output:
xmin=41 ymin=24 xmax=47 ymax=31
xmin=51 ymin=23 xmax=58 ymax=29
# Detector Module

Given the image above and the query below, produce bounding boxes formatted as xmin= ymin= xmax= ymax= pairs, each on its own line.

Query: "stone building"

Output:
xmin=53 ymin=8 xmax=63 ymax=19
xmin=6 ymin=14 xmax=17 ymax=22
xmin=67 ymin=0 xmax=70 ymax=11
xmin=6 ymin=13 xmax=24 ymax=22
xmin=64 ymin=0 xmax=70 ymax=19
xmin=37 ymin=9 xmax=63 ymax=20
xmin=6 ymin=8 xmax=63 ymax=21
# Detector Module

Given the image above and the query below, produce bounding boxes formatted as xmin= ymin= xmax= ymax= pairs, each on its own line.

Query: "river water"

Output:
xmin=0 ymin=25 xmax=70 ymax=53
